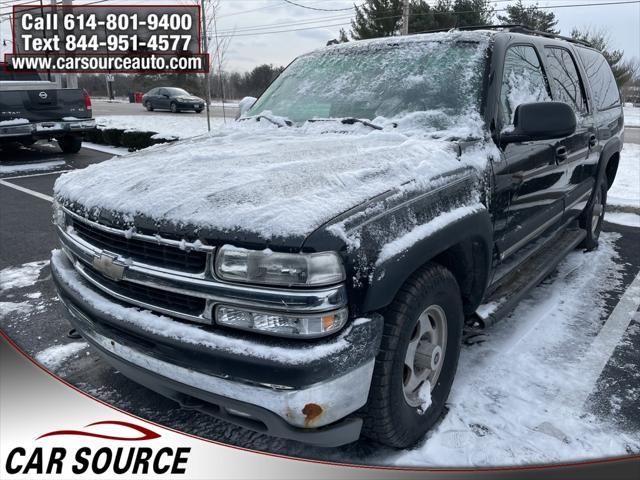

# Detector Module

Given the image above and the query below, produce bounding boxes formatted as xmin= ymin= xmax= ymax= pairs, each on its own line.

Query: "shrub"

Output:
xmin=120 ymin=130 xmax=157 ymax=150
xmin=101 ymin=128 xmax=124 ymax=146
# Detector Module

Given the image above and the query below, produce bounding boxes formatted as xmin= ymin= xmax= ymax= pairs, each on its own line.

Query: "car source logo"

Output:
xmin=39 ymin=91 xmax=48 ymax=99
xmin=92 ymin=253 xmax=126 ymax=281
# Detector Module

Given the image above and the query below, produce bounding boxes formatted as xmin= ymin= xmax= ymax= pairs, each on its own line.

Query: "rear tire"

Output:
xmin=361 ymin=263 xmax=464 ymax=448
xmin=57 ymin=135 xmax=82 ymax=154
xmin=579 ymin=178 xmax=607 ymax=251
xmin=195 ymin=108 xmax=203 ymax=113
xmin=170 ymin=102 xmax=178 ymax=113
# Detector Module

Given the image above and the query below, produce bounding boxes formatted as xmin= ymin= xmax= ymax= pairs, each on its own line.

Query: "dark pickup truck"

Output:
xmin=51 ymin=26 xmax=623 ymax=448
xmin=0 ymin=66 xmax=95 ymax=153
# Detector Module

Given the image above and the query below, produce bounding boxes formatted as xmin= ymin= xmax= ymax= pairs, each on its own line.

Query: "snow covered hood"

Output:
xmin=54 ymin=120 xmax=489 ymax=241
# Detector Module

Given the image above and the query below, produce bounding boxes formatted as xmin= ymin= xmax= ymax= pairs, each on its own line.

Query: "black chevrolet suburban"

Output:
xmin=51 ymin=27 xmax=624 ymax=448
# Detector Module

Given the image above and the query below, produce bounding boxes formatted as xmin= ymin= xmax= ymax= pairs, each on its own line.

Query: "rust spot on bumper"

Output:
xmin=302 ymin=403 xmax=323 ymax=426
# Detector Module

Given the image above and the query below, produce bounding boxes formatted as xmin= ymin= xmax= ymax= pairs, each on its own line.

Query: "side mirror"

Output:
xmin=238 ymin=96 xmax=257 ymax=118
xmin=501 ymin=102 xmax=576 ymax=145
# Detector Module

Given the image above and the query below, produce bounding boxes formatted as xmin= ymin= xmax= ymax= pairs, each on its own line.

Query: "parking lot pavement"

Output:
xmin=1 ymin=141 xmax=639 ymax=465
xmin=0 ymin=142 xmax=112 ymax=268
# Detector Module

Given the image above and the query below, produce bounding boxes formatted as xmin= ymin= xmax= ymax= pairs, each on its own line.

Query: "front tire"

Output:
xmin=57 ymin=135 xmax=82 ymax=154
xmin=579 ymin=178 xmax=607 ymax=251
xmin=145 ymin=101 xmax=154 ymax=111
xmin=362 ymin=263 xmax=464 ymax=448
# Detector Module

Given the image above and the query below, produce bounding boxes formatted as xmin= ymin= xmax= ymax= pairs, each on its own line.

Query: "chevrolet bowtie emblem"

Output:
xmin=92 ymin=252 xmax=126 ymax=281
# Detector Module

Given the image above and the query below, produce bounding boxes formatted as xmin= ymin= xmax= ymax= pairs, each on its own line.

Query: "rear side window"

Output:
xmin=500 ymin=45 xmax=551 ymax=126
xmin=544 ymin=47 xmax=587 ymax=113
xmin=576 ymin=47 xmax=620 ymax=111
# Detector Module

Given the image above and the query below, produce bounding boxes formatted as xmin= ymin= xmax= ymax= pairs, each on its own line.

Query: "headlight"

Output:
xmin=214 ymin=245 xmax=345 ymax=287
xmin=216 ymin=305 xmax=348 ymax=338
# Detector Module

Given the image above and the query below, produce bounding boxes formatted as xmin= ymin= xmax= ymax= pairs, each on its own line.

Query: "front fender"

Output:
xmin=362 ymin=207 xmax=493 ymax=312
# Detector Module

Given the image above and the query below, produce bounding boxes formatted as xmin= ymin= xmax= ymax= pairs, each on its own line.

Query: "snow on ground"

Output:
xmin=95 ymin=115 xmax=228 ymax=140
xmin=35 ymin=342 xmax=89 ymax=371
xmin=1 ymin=260 xmax=48 ymax=291
xmin=0 ymin=159 xmax=65 ymax=175
xmin=0 ymin=301 xmax=33 ymax=316
xmin=624 ymin=105 xmax=640 ymax=127
xmin=609 ymin=143 xmax=640 ymax=210
xmin=606 ymin=212 xmax=640 ymax=228
xmin=384 ymin=233 xmax=639 ymax=467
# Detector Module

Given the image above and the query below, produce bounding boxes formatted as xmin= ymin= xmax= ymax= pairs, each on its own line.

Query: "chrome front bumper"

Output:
xmin=52 ymin=249 xmax=383 ymax=445
xmin=0 ymin=119 xmax=95 ymax=138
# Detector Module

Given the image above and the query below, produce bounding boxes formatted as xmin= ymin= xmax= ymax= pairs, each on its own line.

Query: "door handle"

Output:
xmin=589 ymin=134 xmax=597 ymax=148
xmin=556 ymin=146 xmax=568 ymax=163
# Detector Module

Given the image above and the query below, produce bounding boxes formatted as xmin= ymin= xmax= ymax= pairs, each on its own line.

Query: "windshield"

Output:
xmin=248 ymin=40 xmax=488 ymax=127
xmin=166 ymin=88 xmax=190 ymax=96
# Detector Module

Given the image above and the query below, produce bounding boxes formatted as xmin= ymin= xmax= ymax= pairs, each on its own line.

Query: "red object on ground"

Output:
xmin=135 ymin=92 xmax=144 ymax=103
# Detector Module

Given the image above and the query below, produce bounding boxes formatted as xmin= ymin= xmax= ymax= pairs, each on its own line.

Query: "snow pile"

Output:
xmin=51 ymin=249 xmax=365 ymax=365
xmin=35 ymin=342 xmax=89 ymax=371
xmin=1 ymin=260 xmax=48 ymax=291
xmin=0 ymin=160 xmax=66 ymax=175
xmin=0 ymin=118 xmax=29 ymax=126
xmin=623 ymin=105 xmax=640 ymax=127
xmin=94 ymin=115 xmax=226 ymax=140
xmin=55 ymin=115 xmax=492 ymax=240
xmin=386 ymin=233 xmax=639 ymax=467
xmin=608 ymin=143 xmax=640 ymax=209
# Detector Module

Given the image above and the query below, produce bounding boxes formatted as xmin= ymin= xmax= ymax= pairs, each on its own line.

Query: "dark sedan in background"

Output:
xmin=142 ymin=87 xmax=205 ymax=113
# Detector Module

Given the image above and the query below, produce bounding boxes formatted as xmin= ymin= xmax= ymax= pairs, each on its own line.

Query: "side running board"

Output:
xmin=475 ymin=227 xmax=587 ymax=328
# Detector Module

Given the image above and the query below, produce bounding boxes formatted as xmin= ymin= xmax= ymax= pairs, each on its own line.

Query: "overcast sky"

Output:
xmin=1 ymin=0 xmax=638 ymax=72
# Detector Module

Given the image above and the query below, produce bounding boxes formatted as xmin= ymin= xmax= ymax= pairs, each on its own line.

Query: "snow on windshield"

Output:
xmin=248 ymin=32 xmax=490 ymax=128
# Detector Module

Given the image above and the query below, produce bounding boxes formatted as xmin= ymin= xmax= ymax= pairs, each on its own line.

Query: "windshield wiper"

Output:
xmin=240 ymin=114 xmax=292 ymax=127
xmin=308 ymin=117 xmax=384 ymax=130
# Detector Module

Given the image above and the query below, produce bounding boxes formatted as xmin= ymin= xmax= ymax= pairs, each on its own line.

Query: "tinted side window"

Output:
xmin=500 ymin=45 xmax=551 ymax=126
xmin=544 ymin=47 xmax=587 ymax=113
xmin=576 ymin=47 xmax=620 ymax=111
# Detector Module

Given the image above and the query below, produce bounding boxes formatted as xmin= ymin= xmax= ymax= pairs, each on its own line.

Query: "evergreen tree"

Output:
xmin=497 ymin=0 xmax=558 ymax=34
xmin=350 ymin=0 xmax=494 ymax=39
xmin=350 ymin=0 xmax=402 ymax=40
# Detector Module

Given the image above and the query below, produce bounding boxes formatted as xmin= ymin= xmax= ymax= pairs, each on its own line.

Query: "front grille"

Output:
xmin=83 ymin=263 xmax=206 ymax=317
xmin=71 ymin=218 xmax=207 ymax=274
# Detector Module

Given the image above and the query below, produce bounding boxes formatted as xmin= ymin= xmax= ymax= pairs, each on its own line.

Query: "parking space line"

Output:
xmin=563 ymin=270 xmax=640 ymax=410
xmin=0 ymin=179 xmax=53 ymax=202
xmin=2 ymin=169 xmax=73 ymax=181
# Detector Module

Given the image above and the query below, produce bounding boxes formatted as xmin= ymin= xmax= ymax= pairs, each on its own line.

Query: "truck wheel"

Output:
xmin=579 ymin=178 xmax=607 ymax=251
xmin=170 ymin=102 xmax=179 ymax=113
xmin=362 ymin=263 xmax=463 ymax=448
xmin=57 ymin=135 xmax=82 ymax=154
